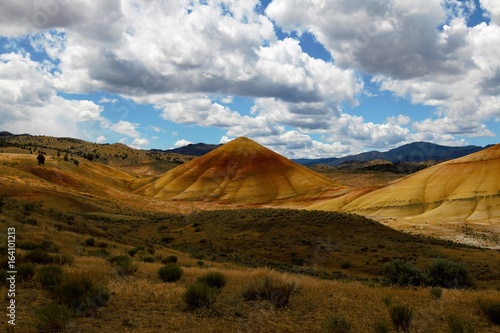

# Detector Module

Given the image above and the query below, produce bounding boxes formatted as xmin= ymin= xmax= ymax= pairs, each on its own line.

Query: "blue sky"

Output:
xmin=0 ymin=0 xmax=499 ymax=158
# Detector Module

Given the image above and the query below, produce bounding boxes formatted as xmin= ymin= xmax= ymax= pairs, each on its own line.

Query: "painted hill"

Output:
xmin=136 ymin=137 xmax=343 ymax=204
xmin=311 ymin=144 xmax=500 ymax=224
xmin=295 ymin=142 xmax=487 ymax=166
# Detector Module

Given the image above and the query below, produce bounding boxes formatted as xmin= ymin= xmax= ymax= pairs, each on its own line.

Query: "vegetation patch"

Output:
xmin=158 ymin=264 xmax=183 ymax=282
xmin=242 ymin=270 xmax=297 ymax=308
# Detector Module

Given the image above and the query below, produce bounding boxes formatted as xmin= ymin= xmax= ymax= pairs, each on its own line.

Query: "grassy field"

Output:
xmin=1 ymin=196 xmax=500 ymax=332
xmin=1 ymin=136 xmax=500 ymax=332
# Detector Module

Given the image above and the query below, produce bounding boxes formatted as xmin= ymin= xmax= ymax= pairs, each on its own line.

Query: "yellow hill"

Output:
xmin=136 ymin=137 xmax=344 ymax=205
xmin=311 ymin=144 xmax=500 ymax=224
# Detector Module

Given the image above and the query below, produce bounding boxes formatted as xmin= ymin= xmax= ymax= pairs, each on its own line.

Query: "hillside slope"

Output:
xmin=311 ymin=144 xmax=500 ymax=225
xmin=136 ymin=137 xmax=345 ymax=205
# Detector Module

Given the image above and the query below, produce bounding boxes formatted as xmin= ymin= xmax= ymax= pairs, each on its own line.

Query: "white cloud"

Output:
xmin=219 ymin=136 xmax=233 ymax=144
xmin=0 ymin=1 xmax=499 ymax=158
xmin=99 ymin=97 xmax=118 ymax=104
xmin=174 ymin=139 xmax=192 ymax=148
xmin=0 ymin=52 xmax=104 ymax=140
xmin=109 ymin=120 xmax=140 ymax=138
xmin=387 ymin=115 xmax=411 ymax=125
xmin=95 ymin=135 xmax=107 ymax=144
xmin=131 ymin=138 xmax=149 ymax=149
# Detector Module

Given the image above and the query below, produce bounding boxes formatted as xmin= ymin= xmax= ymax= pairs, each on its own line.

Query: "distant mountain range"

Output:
xmin=293 ymin=142 xmax=491 ymax=166
xmin=1 ymin=131 xmax=490 ymax=165
xmin=0 ymin=131 xmax=14 ymax=137
xmin=153 ymin=143 xmax=223 ymax=156
xmin=158 ymin=140 xmax=490 ymax=166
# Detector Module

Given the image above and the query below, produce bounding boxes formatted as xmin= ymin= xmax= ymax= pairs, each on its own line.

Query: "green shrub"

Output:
xmin=85 ymin=238 xmax=95 ymax=247
xmin=38 ymin=265 xmax=65 ymax=289
xmin=478 ymin=299 xmax=500 ymax=325
xmin=382 ymin=259 xmax=424 ymax=287
xmin=447 ymin=315 xmax=475 ymax=333
xmin=109 ymin=255 xmax=138 ymax=276
xmin=24 ymin=249 xmax=53 ymax=264
xmin=35 ymin=302 xmax=71 ymax=332
xmin=430 ymin=286 xmax=443 ymax=299
xmin=389 ymin=304 xmax=413 ymax=333
xmin=50 ymin=274 xmax=110 ymax=315
xmin=24 ymin=249 xmax=73 ymax=265
xmin=88 ymin=248 xmax=111 ymax=258
xmin=243 ymin=273 xmax=296 ymax=308
xmin=374 ymin=320 xmax=390 ymax=333
xmin=426 ymin=258 xmax=474 ymax=289
xmin=340 ymin=261 xmax=351 ymax=269
xmin=197 ymin=272 xmax=227 ymax=289
xmin=183 ymin=282 xmax=217 ymax=309
xmin=324 ymin=315 xmax=351 ymax=333
xmin=22 ymin=217 xmax=38 ymax=225
xmin=17 ymin=263 xmax=36 ymax=281
xmin=162 ymin=255 xmax=178 ymax=264
xmin=158 ymin=264 xmax=183 ymax=282
xmin=51 ymin=253 xmax=74 ymax=265
xmin=142 ymin=256 xmax=154 ymax=263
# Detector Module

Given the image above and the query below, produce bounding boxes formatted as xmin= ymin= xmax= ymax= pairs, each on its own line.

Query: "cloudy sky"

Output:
xmin=1 ymin=0 xmax=499 ymax=158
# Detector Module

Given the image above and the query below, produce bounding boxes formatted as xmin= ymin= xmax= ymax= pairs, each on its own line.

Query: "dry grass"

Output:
xmin=1 ymin=136 xmax=500 ymax=332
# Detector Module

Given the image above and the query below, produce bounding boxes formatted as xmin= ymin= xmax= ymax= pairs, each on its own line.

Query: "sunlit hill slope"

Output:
xmin=311 ymin=144 xmax=500 ymax=224
xmin=136 ymin=137 xmax=345 ymax=205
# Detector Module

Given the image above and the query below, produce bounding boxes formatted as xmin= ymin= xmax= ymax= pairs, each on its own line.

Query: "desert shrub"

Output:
xmin=85 ymin=238 xmax=95 ymax=246
xmin=426 ymin=258 xmax=474 ymax=289
xmin=51 ymin=274 xmax=110 ymax=315
xmin=34 ymin=302 xmax=71 ymax=332
xmin=382 ymin=259 xmax=425 ymax=287
xmin=447 ymin=315 xmax=475 ymax=333
xmin=24 ymin=248 xmax=72 ymax=265
xmin=340 ymin=261 xmax=351 ymax=269
xmin=88 ymin=248 xmax=110 ymax=258
xmin=127 ymin=248 xmax=139 ymax=257
xmin=17 ymin=263 xmax=36 ymax=281
xmin=324 ymin=315 xmax=351 ymax=333
xmin=73 ymin=159 xmax=79 ymax=166
xmin=242 ymin=272 xmax=297 ymax=308
xmin=197 ymin=272 xmax=227 ymax=290
xmin=183 ymin=282 xmax=217 ymax=309
xmin=162 ymin=255 xmax=178 ymax=264
xmin=40 ymin=240 xmax=59 ymax=252
xmin=158 ymin=264 xmax=183 ymax=282
xmin=374 ymin=320 xmax=390 ymax=333
xmin=38 ymin=265 xmax=65 ymax=289
xmin=430 ymin=286 xmax=443 ymax=299
xmin=109 ymin=255 xmax=138 ymax=276
xmin=161 ymin=236 xmax=175 ymax=244
xmin=389 ymin=304 xmax=413 ymax=333
xmin=478 ymin=299 xmax=500 ymax=325
xmin=142 ymin=256 xmax=154 ymax=263
xmin=51 ymin=253 xmax=74 ymax=265
xmin=21 ymin=217 xmax=38 ymax=226
xmin=24 ymin=249 xmax=53 ymax=264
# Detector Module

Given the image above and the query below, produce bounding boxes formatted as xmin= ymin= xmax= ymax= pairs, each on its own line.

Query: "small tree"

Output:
xmin=37 ymin=153 xmax=45 ymax=165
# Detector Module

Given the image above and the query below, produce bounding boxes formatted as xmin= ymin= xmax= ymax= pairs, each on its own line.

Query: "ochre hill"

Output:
xmin=136 ymin=137 xmax=345 ymax=205
xmin=311 ymin=144 xmax=500 ymax=224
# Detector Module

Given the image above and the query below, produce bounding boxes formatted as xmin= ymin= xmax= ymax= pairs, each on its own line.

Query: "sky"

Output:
xmin=0 ymin=0 xmax=499 ymax=159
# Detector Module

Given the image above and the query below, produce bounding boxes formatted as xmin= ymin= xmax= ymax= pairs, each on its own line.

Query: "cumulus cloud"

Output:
xmin=0 ymin=52 xmax=104 ymax=140
xmin=0 ymin=0 xmax=498 ymax=158
xmin=174 ymin=139 xmax=192 ymax=148
xmin=109 ymin=120 xmax=140 ymax=138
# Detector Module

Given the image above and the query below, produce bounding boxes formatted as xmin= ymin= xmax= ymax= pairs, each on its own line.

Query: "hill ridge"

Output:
xmin=136 ymin=136 xmax=343 ymax=205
